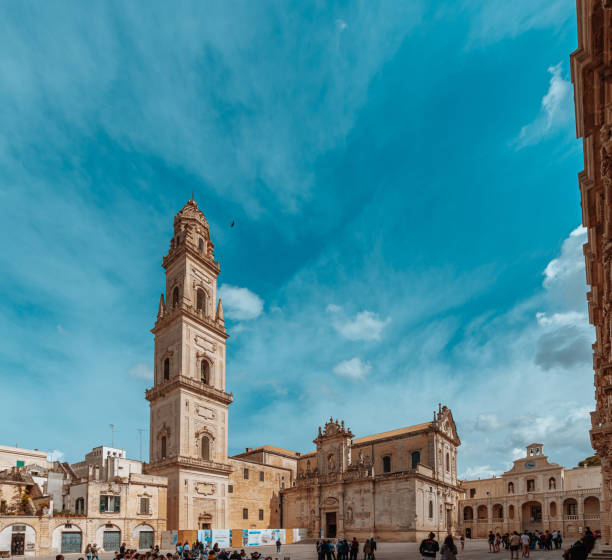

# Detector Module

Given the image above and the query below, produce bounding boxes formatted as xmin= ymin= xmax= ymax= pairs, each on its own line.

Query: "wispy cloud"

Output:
xmin=515 ymin=63 xmax=573 ymax=148
xmin=129 ymin=363 xmax=153 ymax=381
xmin=219 ymin=285 xmax=264 ymax=321
xmin=328 ymin=307 xmax=391 ymax=341
xmin=333 ymin=357 xmax=371 ymax=380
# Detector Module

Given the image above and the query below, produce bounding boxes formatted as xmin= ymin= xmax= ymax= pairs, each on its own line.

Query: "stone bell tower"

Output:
xmin=145 ymin=199 xmax=233 ymax=531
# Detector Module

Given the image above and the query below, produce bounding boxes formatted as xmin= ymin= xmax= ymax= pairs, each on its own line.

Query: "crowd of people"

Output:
xmin=51 ymin=526 xmax=598 ymax=560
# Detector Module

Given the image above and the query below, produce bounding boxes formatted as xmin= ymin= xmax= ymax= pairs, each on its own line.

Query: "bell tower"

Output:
xmin=145 ymin=199 xmax=233 ymax=531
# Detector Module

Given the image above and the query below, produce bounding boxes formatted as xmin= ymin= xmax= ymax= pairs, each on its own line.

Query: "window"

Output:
xmin=259 ymin=509 xmax=264 ymax=521
xmin=172 ymin=287 xmax=179 ymax=307
xmin=163 ymin=358 xmax=170 ymax=381
xmin=243 ymin=508 xmax=248 ymax=520
xmin=196 ymin=289 xmax=206 ymax=313
xmin=527 ymin=479 xmax=535 ymax=492
xmin=99 ymin=495 xmax=121 ymax=513
xmin=161 ymin=436 xmax=167 ymax=459
xmin=259 ymin=471 xmax=264 ymax=482
xmin=463 ymin=506 xmax=473 ymax=520
xmin=382 ymin=456 xmax=391 ymax=473
xmin=243 ymin=468 xmax=249 ymax=480
xmin=509 ymin=505 xmax=515 ymax=519
xmin=428 ymin=500 xmax=434 ymax=519
xmin=549 ymin=477 xmax=556 ymax=490
xmin=198 ymin=238 xmax=205 ymax=251
xmin=469 ymin=488 xmax=476 ymax=498
xmin=0 ymin=500 xmax=6 ymax=514
xmin=201 ymin=436 xmax=210 ymax=460
xmin=567 ymin=502 xmax=578 ymax=516
xmin=139 ymin=497 xmax=150 ymax=514
xmin=281 ymin=476 xmax=285 ymax=489
xmin=228 ymin=485 xmax=233 ymax=494
xmin=508 ymin=482 xmax=514 ymax=494
xmin=201 ymin=361 xmax=210 ymax=384
xmin=411 ymin=451 xmax=420 ymax=469
xmin=75 ymin=497 xmax=85 ymax=515
xmin=445 ymin=453 xmax=450 ymax=472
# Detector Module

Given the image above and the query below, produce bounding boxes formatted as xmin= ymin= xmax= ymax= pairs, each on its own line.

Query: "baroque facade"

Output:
xmin=570 ymin=0 xmax=612 ymax=545
xmin=459 ymin=444 xmax=601 ymax=539
xmin=281 ymin=406 xmax=463 ymax=542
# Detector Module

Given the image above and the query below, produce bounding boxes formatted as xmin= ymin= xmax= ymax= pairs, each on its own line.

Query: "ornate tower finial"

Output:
xmin=216 ymin=298 xmax=224 ymax=324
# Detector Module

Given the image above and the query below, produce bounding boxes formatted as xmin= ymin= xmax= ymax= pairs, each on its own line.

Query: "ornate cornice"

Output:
xmin=163 ymin=244 xmax=220 ymax=276
xmin=146 ymin=375 xmax=233 ymax=405
xmin=153 ymin=301 xmax=228 ymax=339
xmin=144 ymin=455 xmax=233 ymax=476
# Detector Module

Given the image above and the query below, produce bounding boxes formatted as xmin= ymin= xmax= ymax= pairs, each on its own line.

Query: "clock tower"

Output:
xmin=145 ymin=199 xmax=233 ymax=530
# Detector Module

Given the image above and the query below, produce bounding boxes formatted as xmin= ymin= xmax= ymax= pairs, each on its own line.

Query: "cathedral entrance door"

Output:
xmin=326 ymin=512 xmax=337 ymax=538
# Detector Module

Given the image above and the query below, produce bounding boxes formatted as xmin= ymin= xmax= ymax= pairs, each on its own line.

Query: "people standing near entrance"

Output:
xmin=440 ymin=536 xmax=457 ymax=560
xmin=419 ymin=533 xmax=439 ymax=560
xmin=276 ymin=538 xmax=281 ymax=554
xmin=488 ymin=532 xmax=495 ymax=553
xmin=350 ymin=538 xmax=359 ymax=560
xmin=120 ymin=543 xmax=127 ymax=556
xmin=86 ymin=544 xmax=93 ymax=560
xmin=520 ymin=532 xmax=529 ymax=558
xmin=509 ymin=532 xmax=521 ymax=560
xmin=92 ymin=544 xmax=99 ymax=560
xmin=326 ymin=540 xmax=336 ymax=560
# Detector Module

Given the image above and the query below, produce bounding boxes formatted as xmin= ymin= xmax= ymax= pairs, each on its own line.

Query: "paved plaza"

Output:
xmin=18 ymin=539 xmax=576 ymax=560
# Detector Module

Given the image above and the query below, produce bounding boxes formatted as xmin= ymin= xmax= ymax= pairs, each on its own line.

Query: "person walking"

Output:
xmin=276 ymin=539 xmax=281 ymax=554
xmin=489 ymin=532 xmax=495 ymax=553
xmin=86 ymin=544 xmax=92 ymax=560
xmin=583 ymin=528 xmax=595 ymax=554
xmin=520 ymin=532 xmax=529 ymax=558
xmin=369 ymin=538 xmax=376 ymax=560
xmin=419 ymin=532 xmax=439 ymax=560
xmin=460 ymin=536 xmax=465 ymax=551
xmin=440 ymin=536 xmax=457 ymax=560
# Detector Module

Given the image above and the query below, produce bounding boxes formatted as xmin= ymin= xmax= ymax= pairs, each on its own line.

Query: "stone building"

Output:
xmin=0 ymin=445 xmax=167 ymax=556
xmin=570 ymin=0 xmax=612 ymax=545
xmin=281 ymin=406 xmax=463 ymax=542
xmin=460 ymin=444 xmax=601 ymax=539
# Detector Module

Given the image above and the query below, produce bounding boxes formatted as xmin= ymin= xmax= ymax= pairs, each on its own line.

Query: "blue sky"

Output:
xmin=0 ymin=0 xmax=594 ymax=477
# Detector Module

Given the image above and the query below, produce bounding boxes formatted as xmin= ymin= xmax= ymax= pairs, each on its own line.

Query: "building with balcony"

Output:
xmin=459 ymin=444 xmax=601 ymax=539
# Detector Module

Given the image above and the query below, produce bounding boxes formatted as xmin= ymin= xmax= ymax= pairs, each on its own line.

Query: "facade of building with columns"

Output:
xmin=571 ymin=0 xmax=612 ymax=545
xmin=460 ymin=444 xmax=601 ymax=539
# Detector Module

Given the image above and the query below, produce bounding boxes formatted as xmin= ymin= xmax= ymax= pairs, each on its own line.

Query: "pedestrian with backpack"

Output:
xmin=420 ymin=533 xmax=439 ymax=560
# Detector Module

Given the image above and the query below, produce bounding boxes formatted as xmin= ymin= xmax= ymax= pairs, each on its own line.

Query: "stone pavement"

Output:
xmin=12 ymin=539 xmax=573 ymax=560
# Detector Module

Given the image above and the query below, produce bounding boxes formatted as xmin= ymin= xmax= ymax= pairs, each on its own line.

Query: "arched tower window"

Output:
xmin=508 ymin=482 xmax=514 ymax=494
xmin=198 ymin=238 xmax=205 ymax=251
xmin=196 ymin=289 xmax=206 ymax=314
xmin=201 ymin=360 xmax=210 ymax=384
xmin=382 ymin=456 xmax=391 ymax=473
xmin=163 ymin=358 xmax=170 ymax=381
xmin=201 ymin=436 xmax=210 ymax=460
xmin=446 ymin=452 xmax=450 ymax=472
xmin=549 ymin=477 xmax=556 ymax=489
xmin=411 ymin=451 xmax=420 ymax=469
xmin=75 ymin=497 xmax=85 ymax=515
xmin=172 ymin=287 xmax=179 ymax=307
xmin=161 ymin=436 xmax=167 ymax=460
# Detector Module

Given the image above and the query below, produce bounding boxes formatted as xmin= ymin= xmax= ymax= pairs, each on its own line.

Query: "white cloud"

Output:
xmin=511 ymin=447 xmax=525 ymax=460
xmin=516 ymin=62 xmax=573 ymax=148
xmin=128 ymin=363 xmax=153 ymax=381
xmin=461 ymin=464 xmax=503 ymax=480
xmin=535 ymin=311 xmax=585 ymax=328
xmin=333 ymin=357 xmax=371 ymax=379
xmin=473 ymin=413 xmax=502 ymax=432
xmin=219 ymin=285 xmax=264 ymax=321
xmin=330 ymin=308 xmax=391 ymax=341
xmin=47 ymin=449 xmax=64 ymax=462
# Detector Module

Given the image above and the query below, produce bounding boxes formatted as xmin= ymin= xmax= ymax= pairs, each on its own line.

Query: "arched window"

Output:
xmin=463 ymin=506 xmax=473 ymax=520
xmin=196 ymin=289 xmax=206 ymax=313
xmin=428 ymin=500 xmax=434 ymax=519
xmin=508 ymin=482 xmax=514 ymax=494
xmin=446 ymin=452 xmax=450 ymax=472
xmin=198 ymin=238 xmax=205 ymax=251
xmin=164 ymin=358 xmax=170 ymax=381
xmin=549 ymin=477 xmax=556 ymax=489
xmin=75 ymin=497 xmax=85 ymax=515
xmin=201 ymin=361 xmax=210 ymax=384
xmin=411 ymin=451 xmax=420 ymax=469
xmin=161 ymin=436 xmax=167 ymax=459
xmin=201 ymin=436 xmax=210 ymax=460
xmin=172 ymin=287 xmax=179 ymax=307
xmin=382 ymin=456 xmax=391 ymax=473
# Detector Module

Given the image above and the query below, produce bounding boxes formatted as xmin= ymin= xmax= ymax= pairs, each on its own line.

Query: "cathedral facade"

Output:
xmin=143 ymin=200 xmax=463 ymax=541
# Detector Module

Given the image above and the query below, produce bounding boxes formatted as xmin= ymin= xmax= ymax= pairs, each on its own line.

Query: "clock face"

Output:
xmin=525 ymin=461 xmax=535 ymax=469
